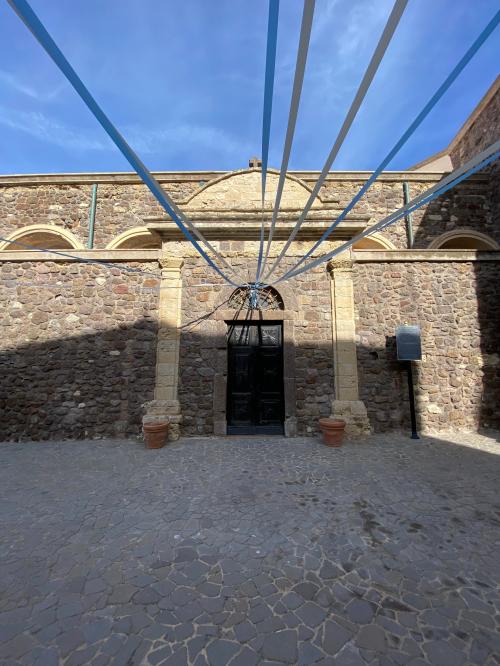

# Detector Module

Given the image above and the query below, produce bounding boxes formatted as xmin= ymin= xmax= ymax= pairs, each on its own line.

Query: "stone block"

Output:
xmin=157 ymin=350 xmax=176 ymax=364
xmin=156 ymin=374 xmax=175 ymax=388
xmin=154 ymin=387 xmax=174 ymax=401
xmin=213 ymin=420 xmax=227 ymax=436
xmin=156 ymin=362 xmax=176 ymax=377
xmin=284 ymin=416 xmax=297 ymax=437
xmin=332 ymin=399 xmax=371 ymax=437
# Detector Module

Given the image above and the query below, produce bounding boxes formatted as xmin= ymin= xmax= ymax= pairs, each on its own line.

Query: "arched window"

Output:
xmin=429 ymin=230 xmax=498 ymax=251
xmin=352 ymin=234 xmax=395 ymax=250
xmin=228 ymin=286 xmax=284 ymax=311
xmin=106 ymin=227 xmax=161 ymax=249
xmin=0 ymin=225 xmax=83 ymax=251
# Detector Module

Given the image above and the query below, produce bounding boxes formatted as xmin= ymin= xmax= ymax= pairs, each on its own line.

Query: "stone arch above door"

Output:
xmin=214 ymin=282 xmax=298 ymax=320
xmin=181 ymin=168 xmax=325 ymax=212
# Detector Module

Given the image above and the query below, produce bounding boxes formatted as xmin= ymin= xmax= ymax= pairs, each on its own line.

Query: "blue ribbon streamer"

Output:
xmin=256 ymin=0 xmax=280 ymax=283
xmin=279 ymin=148 xmax=500 ymax=281
xmin=279 ymin=8 xmax=500 ymax=281
xmin=7 ymin=0 xmax=240 ymax=287
xmin=261 ymin=0 xmax=316 ymax=279
xmin=0 ymin=236 xmax=161 ymax=278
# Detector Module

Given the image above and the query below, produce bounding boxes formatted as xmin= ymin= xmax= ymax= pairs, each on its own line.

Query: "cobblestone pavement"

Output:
xmin=1 ymin=432 xmax=500 ymax=666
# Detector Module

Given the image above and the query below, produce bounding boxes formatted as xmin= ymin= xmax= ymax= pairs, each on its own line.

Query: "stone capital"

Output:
xmin=159 ymin=255 xmax=184 ymax=272
xmin=327 ymin=257 xmax=354 ymax=276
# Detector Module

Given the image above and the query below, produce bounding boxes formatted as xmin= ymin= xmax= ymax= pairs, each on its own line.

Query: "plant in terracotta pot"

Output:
xmin=318 ymin=417 xmax=346 ymax=447
xmin=142 ymin=400 xmax=174 ymax=449
xmin=142 ymin=416 xmax=170 ymax=449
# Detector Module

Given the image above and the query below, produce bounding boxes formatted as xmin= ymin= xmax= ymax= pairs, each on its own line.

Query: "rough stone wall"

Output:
xmin=0 ymin=181 xmax=200 ymax=248
xmin=177 ymin=247 xmax=334 ymax=436
xmin=1 ymin=171 xmax=496 ymax=252
xmin=491 ymin=163 xmax=500 ymax=241
xmin=445 ymin=79 xmax=500 ymax=252
xmin=292 ymin=262 xmax=335 ymax=434
xmin=449 ymin=79 xmax=499 ymax=168
xmin=0 ymin=261 xmax=159 ymax=440
xmin=353 ymin=260 xmax=500 ymax=433
xmin=322 ymin=177 xmax=496 ymax=249
xmin=0 ymin=184 xmax=92 ymax=244
xmin=410 ymin=177 xmax=496 ymax=248
xmin=447 ymin=79 xmax=500 ymax=252
xmin=93 ymin=182 xmax=198 ymax=247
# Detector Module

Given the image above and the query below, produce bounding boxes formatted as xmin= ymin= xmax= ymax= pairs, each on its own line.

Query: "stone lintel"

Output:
xmin=215 ymin=309 xmax=289 ymax=322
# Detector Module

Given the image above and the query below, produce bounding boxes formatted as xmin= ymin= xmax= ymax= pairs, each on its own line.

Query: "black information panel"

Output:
xmin=396 ymin=325 xmax=422 ymax=361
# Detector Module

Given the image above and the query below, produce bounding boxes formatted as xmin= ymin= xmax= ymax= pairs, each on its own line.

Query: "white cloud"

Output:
xmin=337 ymin=1 xmax=393 ymax=60
xmin=0 ymin=69 xmax=64 ymax=102
xmin=0 ymin=106 xmax=110 ymax=151
xmin=0 ymin=104 xmax=250 ymax=160
xmin=125 ymin=123 xmax=252 ymax=158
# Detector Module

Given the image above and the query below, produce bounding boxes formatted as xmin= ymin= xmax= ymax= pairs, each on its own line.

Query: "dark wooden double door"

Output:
xmin=227 ymin=323 xmax=284 ymax=435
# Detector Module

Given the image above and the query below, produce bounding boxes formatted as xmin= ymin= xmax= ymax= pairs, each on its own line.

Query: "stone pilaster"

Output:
xmin=327 ymin=257 xmax=371 ymax=436
xmin=143 ymin=254 xmax=183 ymax=440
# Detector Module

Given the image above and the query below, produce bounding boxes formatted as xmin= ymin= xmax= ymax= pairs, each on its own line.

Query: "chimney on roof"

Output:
xmin=249 ymin=156 xmax=262 ymax=168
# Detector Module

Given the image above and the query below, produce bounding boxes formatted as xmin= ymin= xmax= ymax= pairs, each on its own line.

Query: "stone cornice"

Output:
xmin=1 ymin=248 xmax=499 ymax=265
xmin=0 ymin=249 xmax=159 ymax=262
xmin=146 ymin=220 xmax=368 ymax=240
xmin=353 ymin=249 xmax=500 ymax=262
xmin=0 ymin=172 xmax=225 ymax=186
xmin=0 ymin=171 xmax=489 ymax=187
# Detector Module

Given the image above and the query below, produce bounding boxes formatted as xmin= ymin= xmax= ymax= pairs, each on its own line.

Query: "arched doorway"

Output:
xmin=226 ymin=286 xmax=285 ymax=435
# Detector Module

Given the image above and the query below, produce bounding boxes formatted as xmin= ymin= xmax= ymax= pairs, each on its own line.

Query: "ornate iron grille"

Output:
xmin=228 ymin=286 xmax=284 ymax=311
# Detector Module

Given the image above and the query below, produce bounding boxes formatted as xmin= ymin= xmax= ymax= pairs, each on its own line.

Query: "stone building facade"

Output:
xmin=0 ymin=78 xmax=498 ymax=441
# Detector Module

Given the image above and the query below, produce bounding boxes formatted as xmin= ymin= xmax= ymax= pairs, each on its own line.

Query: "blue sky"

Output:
xmin=0 ymin=0 xmax=498 ymax=175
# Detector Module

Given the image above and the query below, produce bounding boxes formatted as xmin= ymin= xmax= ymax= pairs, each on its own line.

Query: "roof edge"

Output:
xmin=408 ymin=74 xmax=500 ymax=171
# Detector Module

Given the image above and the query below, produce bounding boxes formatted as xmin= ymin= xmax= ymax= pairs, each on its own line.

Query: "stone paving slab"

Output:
xmin=0 ymin=432 xmax=499 ymax=665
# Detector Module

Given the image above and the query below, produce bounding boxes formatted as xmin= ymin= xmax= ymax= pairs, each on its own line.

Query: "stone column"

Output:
xmin=143 ymin=254 xmax=183 ymax=440
xmin=327 ymin=257 xmax=371 ymax=436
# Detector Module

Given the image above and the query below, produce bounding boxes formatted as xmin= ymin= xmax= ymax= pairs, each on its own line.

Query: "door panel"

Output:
xmin=228 ymin=348 xmax=253 ymax=426
xmin=227 ymin=323 xmax=284 ymax=435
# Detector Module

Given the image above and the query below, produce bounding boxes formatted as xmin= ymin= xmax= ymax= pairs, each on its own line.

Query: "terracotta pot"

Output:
xmin=143 ymin=421 xmax=169 ymax=449
xmin=318 ymin=418 xmax=346 ymax=447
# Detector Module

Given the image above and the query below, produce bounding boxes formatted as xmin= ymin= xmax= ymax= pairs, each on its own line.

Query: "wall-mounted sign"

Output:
xmin=396 ymin=325 xmax=422 ymax=361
